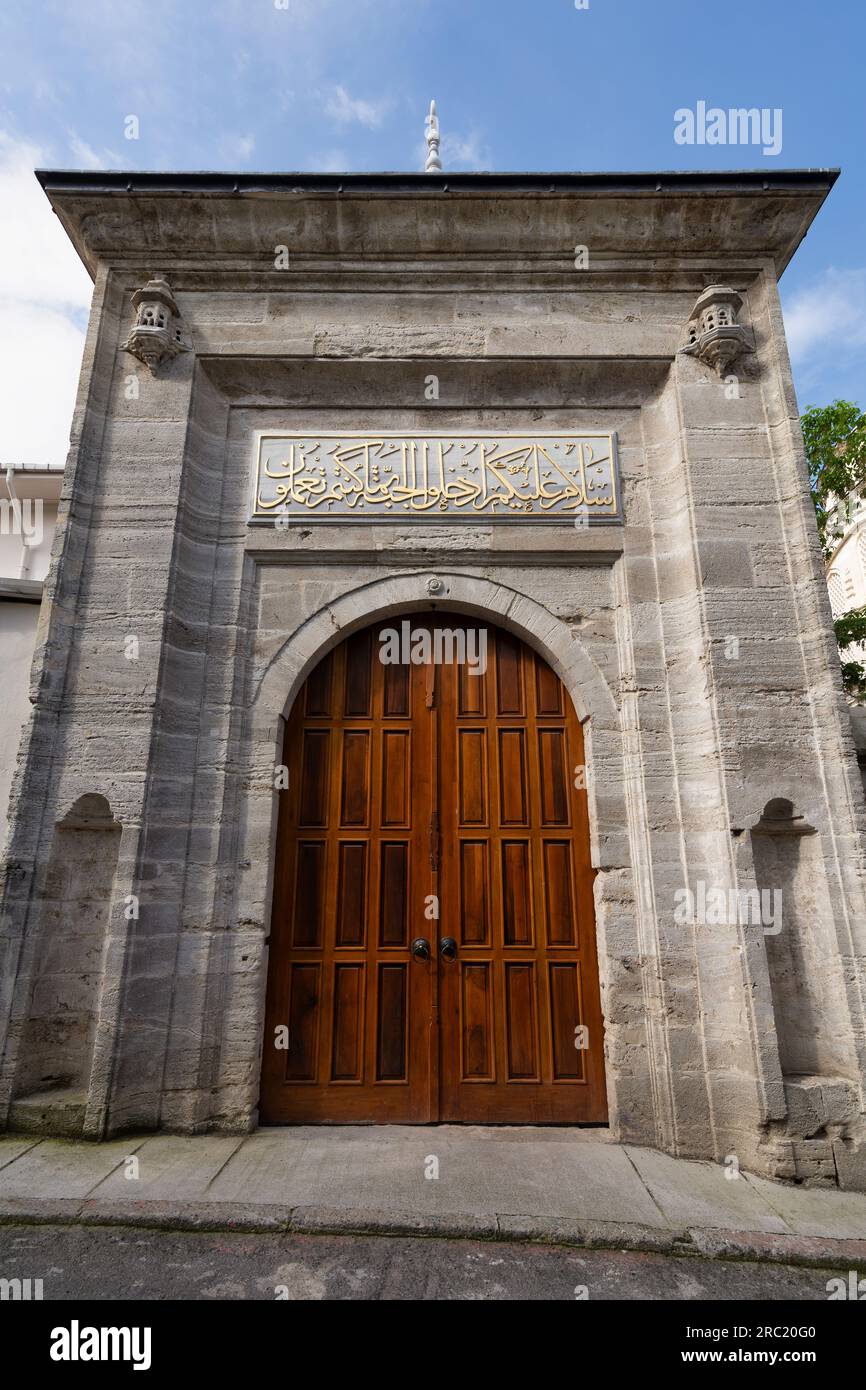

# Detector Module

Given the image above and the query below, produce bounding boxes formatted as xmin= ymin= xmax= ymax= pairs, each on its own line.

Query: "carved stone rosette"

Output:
xmin=680 ymin=285 xmax=755 ymax=376
xmin=121 ymin=275 xmax=189 ymax=374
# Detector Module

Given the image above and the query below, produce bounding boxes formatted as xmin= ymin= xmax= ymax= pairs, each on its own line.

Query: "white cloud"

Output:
xmin=783 ymin=268 xmax=866 ymax=361
xmin=67 ymin=130 xmax=123 ymax=170
xmin=219 ymin=133 xmax=256 ymax=165
xmin=306 ymin=148 xmax=352 ymax=173
xmin=441 ymin=131 xmax=491 ymax=171
xmin=325 ymin=85 xmax=388 ymax=129
xmin=67 ymin=132 xmax=103 ymax=169
xmin=0 ymin=133 xmax=91 ymax=467
xmin=0 ymin=134 xmax=91 ymax=309
xmin=0 ymin=302 xmax=85 ymax=466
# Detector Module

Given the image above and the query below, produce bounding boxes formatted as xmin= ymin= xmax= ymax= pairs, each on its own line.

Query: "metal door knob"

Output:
xmin=439 ymin=937 xmax=458 ymax=962
xmin=410 ymin=937 xmax=431 ymax=961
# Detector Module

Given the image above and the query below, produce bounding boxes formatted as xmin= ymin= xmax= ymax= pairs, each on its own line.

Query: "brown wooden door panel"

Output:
xmin=260 ymin=616 xmax=607 ymax=1126
xmin=260 ymin=637 xmax=435 ymax=1123
xmin=436 ymin=622 xmax=607 ymax=1123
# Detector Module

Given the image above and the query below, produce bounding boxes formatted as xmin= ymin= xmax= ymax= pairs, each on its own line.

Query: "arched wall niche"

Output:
xmin=11 ymin=791 xmax=122 ymax=1130
xmin=224 ymin=572 xmax=647 ymax=1144
xmin=751 ymin=795 xmax=855 ymax=1082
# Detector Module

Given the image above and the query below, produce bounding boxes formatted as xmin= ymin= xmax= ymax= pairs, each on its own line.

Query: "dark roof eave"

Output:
xmin=35 ymin=167 xmax=840 ymax=196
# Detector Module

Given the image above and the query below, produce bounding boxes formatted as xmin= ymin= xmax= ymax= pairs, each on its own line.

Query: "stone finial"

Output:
xmin=121 ymin=275 xmax=189 ymax=374
xmin=425 ymin=100 xmax=443 ymax=173
xmin=680 ymin=285 xmax=755 ymax=376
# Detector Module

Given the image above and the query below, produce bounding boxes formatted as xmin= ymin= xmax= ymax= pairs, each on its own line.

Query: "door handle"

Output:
xmin=410 ymin=937 xmax=431 ymax=962
xmin=439 ymin=937 xmax=458 ymax=962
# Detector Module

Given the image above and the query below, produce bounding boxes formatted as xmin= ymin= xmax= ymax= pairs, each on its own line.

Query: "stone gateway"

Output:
xmin=2 ymin=167 xmax=865 ymax=1191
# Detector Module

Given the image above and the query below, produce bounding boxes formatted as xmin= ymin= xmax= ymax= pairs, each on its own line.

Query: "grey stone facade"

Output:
xmin=2 ymin=168 xmax=865 ymax=1188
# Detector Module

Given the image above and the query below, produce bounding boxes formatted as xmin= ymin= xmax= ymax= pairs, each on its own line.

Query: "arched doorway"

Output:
xmin=260 ymin=614 xmax=607 ymax=1124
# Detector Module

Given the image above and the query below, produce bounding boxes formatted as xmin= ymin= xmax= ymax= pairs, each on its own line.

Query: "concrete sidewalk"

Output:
xmin=2 ymin=1126 xmax=866 ymax=1269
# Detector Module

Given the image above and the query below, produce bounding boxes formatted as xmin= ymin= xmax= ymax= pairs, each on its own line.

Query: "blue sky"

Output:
xmin=1 ymin=0 xmax=864 ymax=464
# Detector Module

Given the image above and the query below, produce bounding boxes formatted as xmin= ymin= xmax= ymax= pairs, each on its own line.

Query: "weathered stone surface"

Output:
xmin=0 ymin=170 xmax=864 ymax=1191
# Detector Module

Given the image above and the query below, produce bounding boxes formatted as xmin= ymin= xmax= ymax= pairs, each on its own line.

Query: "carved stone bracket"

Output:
xmin=680 ymin=285 xmax=755 ymax=376
xmin=121 ymin=275 xmax=189 ymax=375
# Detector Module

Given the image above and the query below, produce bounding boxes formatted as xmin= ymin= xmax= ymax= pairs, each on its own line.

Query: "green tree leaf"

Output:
xmin=802 ymin=399 xmax=866 ymax=705
xmin=802 ymin=399 xmax=866 ymax=552
xmin=834 ymin=605 xmax=866 ymax=651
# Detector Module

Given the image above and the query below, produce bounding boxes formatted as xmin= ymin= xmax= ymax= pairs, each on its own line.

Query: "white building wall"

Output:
xmin=825 ymin=493 xmax=866 ymax=793
xmin=0 ymin=469 xmax=62 ymax=849
xmin=0 ymin=604 xmax=41 ymax=851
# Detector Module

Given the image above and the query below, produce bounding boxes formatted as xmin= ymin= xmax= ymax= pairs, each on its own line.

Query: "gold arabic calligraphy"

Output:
xmin=255 ymin=435 xmax=617 ymax=518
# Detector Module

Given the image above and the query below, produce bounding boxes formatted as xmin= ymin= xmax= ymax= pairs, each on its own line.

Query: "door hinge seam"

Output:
xmin=428 ymin=809 xmax=440 ymax=871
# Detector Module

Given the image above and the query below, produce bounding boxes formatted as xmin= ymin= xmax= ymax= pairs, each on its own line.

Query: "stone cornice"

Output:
xmin=35 ymin=168 xmax=839 ymax=283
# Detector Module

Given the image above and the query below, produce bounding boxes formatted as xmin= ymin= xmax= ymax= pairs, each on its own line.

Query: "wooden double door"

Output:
xmin=260 ymin=615 xmax=607 ymax=1125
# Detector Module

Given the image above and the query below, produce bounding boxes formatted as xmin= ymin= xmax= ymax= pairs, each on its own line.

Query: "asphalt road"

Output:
xmin=0 ymin=1223 xmax=841 ymax=1300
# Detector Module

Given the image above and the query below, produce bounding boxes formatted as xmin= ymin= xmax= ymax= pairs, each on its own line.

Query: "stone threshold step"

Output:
xmin=1 ymin=1197 xmax=865 ymax=1271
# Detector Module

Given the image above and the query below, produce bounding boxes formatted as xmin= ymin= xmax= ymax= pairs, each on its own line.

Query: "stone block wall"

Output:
xmin=1 ymin=173 xmax=864 ymax=1187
